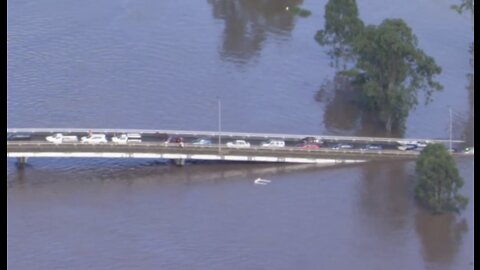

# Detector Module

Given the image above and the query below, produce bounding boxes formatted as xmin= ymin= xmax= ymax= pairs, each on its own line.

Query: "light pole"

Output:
xmin=218 ymin=97 xmax=221 ymax=153
xmin=449 ymin=107 xmax=452 ymax=152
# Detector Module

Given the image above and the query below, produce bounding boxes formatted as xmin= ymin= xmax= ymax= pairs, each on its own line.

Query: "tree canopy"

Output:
xmin=415 ymin=144 xmax=468 ymax=214
xmin=314 ymin=0 xmax=363 ymax=69
xmin=348 ymin=19 xmax=443 ymax=132
xmin=451 ymin=0 xmax=474 ymax=15
xmin=315 ymin=2 xmax=444 ymax=132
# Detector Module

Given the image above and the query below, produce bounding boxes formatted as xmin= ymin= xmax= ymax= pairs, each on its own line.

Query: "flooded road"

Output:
xmin=7 ymin=0 xmax=473 ymax=269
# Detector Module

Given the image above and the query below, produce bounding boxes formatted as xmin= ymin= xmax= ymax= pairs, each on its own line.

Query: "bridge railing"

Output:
xmin=7 ymin=141 xmax=424 ymax=159
xmin=6 ymin=128 xmax=464 ymax=144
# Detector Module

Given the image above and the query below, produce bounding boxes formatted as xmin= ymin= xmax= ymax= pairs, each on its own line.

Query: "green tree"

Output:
xmin=451 ymin=0 xmax=474 ymax=76
xmin=451 ymin=0 xmax=474 ymax=16
xmin=347 ymin=19 xmax=443 ymax=132
xmin=314 ymin=0 xmax=363 ymax=69
xmin=452 ymin=0 xmax=474 ymax=109
xmin=415 ymin=144 xmax=468 ymax=214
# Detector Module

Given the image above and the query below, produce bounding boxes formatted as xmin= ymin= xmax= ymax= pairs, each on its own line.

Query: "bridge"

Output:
xmin=7 ymin=128 xmax=468 ymax=166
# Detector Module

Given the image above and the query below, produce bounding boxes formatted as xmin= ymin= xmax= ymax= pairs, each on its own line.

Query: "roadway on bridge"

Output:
xmin=7 ymin=129 xmax=471 ymax=162
xmin=7 ymin=130 xmax=414 ymax=152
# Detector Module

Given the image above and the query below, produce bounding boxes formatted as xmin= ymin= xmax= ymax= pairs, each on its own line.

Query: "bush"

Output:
xmin=415 ymin=144 xmax=468 ymax=214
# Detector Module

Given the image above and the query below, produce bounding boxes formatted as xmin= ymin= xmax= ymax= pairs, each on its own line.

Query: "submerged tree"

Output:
xmin=315 ymin=2 xmax=443 ymax=132
xmin=347 ymin=19 xmax=443 ymax=132
xmin=314 ymin=0 xmax=363 ymax=69
xmin=415 ymin=144 xmax=469 ymax=214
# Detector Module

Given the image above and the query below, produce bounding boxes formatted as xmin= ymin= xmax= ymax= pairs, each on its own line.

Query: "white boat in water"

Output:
xmin=254 ymin=178 xmax=271 ymax=185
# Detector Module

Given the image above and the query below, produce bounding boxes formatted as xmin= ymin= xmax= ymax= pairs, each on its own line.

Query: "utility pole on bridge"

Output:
xmin=449 ymin=107 xmax=452 ymax=152
xmin=218 ymin=97 xmax=222 ymax=154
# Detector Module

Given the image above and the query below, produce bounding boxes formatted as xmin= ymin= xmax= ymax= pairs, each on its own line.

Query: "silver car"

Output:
xmin=81 ymin=134 xmax=108 ymax=144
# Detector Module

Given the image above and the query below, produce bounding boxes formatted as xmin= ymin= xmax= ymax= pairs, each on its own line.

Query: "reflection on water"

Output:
xmin=209 ymin=0 xmax=302 ymax=63
xmin=357 ymin=161 xmax=413 ymax=237
xmin=316 ymin=76 xmax=361 ymax=132
xmin=415 ymin=210 xmax=468 ymax=268
xmin=7 ymin=159 xmax=354 ymax=189
xmin=356 ymin=160 xmax=471 ymax=270
xmin=316 ymin=75 xmax=404 ymax=137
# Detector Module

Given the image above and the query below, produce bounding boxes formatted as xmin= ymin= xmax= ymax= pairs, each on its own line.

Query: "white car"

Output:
xmin=111 ymin=134 xmax=128 ymax=144
xmin=260 ymin=139 xmax=285 ymax=147
xmin=45 ymin=133 xmax=78 ymax=144
xmin=81 ymin=134 xmax=108 ymax=144
xmin=111 ymin=133 xmax=142 ymax=144
xmin=397 ymin=140 xmax=429 ymax=149
xmin=226 ymin=140 xmax=251 ymax=148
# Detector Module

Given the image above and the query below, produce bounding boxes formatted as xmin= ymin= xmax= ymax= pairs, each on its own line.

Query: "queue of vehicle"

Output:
xmin=8 ymin=131 xmax=470 ymax=156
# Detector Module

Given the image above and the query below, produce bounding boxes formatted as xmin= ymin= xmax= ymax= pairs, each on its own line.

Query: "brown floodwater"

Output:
xmin=7 ymin=0 xmax=473 ymax=269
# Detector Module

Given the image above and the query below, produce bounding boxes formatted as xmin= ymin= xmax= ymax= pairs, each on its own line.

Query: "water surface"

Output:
xmin=7 ymin=0 xmax=473 ymax=269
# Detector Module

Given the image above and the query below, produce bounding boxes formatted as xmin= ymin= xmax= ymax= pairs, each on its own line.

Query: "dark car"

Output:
xmin=165 ymin=136 xmax=185 ymax=147
xmin=301 ymin=137 xmax=321 ymax=144
xmin=405 ymin=144 xmax=418 ymax=150
xmin=398 ymin=144 xmax=417 ymax=151
xmin=7 ymin=133 xmax=32 ymax=141
xmin=332 ymin=144 xmax=354 ymax=150
xmin=448 ymin=148 xmax=459 ymax=153
xmin=191 ymin=138 xmax=212 ymax=145
xmin=172 ymin=137 xmax=184 ymax=143
xmin=363 ymin=144 xmax=383 ymax=150
xmin=166 ymin=136 xmax=184 ymax=144
xmin=152 ymin=132 xmax=169 ymax=142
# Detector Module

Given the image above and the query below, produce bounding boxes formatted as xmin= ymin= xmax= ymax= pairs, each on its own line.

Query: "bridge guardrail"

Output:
xmin=7 ymin=141 xmax=424 ymax=160
xmin=7 ymin=128 xmax=464 ymax=144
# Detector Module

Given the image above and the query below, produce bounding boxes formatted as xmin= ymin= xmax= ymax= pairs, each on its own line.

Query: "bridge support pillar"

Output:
xmin=174 ymin=159 xmax=186 ymax=166
xmin=16 ymin=157 xmax=28 ymax=167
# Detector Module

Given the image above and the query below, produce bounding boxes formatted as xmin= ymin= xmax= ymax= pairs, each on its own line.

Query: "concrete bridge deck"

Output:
xmin=6 ymin=128 xmax=463 ymax=145
xmin=7 ymin=128 xmax=468 ymax=165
